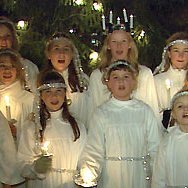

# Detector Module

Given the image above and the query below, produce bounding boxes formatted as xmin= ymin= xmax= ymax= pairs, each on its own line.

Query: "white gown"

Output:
xmin=0 ymin=111 xmax=24 ymax=186
xmin=18 ymin=109 xmax=87 ymax=188
xmin=80 ymin=97 xmax=161 ymax=188
xmin=61 ymin=70 xmax=89 ymax=126
xmin=154 ymin=66 xmax=187 ymax=111
xmin=88 ymin=65 xmax=159 ymax=126
xmin=0 ymin=81 xmax=34 ymax=144
xmin=21 ymin=58 xmax=39 ymax=92
xmin=152 ymin=125 xmax=188 ymax=188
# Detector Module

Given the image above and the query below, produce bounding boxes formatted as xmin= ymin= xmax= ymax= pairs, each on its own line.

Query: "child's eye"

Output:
xmin=177 ymin=105 xmax=182 ymax=108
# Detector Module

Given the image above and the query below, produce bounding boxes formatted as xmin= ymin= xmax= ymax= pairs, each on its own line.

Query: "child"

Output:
xmin=0 ymin=16 xmax=39 ymax=92
xmin=76 ymin=60 xmax=161 ymax=188
xmin=88 ymin=25 xmax=159 ymax=125
xmin=17 ymin=70 xmax=86 ymax=188
xmin=0 ymin=48 xmax=34 ymax=144
xmin=0 ymin=111 xmax=24 ymax=188
xmin=154 ymin=32 xmax=188 ymax=118
xmin=152 ymin=88 xmax=188 ymax=187
xmin=43 ymin=32 xmax=89 ymax=126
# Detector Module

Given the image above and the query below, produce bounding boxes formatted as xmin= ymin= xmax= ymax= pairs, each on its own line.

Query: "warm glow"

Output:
xmin=165 ymin=79 xmax=171 ymax=90
xmin=4 ymin=96 xmax=10 ymax=106
xmin=41 ymin=141 xmax=50 ymax=155
xmin=93 ymin=2 xmax=103 ymax=11
xmin=81 ymin=168 xmax=95 ymax=184
xmin=17 ymin=20 xmax=25 ymax=29
xmin=74 ymin=0 xmax=84 ymax=5
xmin=89 ymin=51 xmax=98 ymax=60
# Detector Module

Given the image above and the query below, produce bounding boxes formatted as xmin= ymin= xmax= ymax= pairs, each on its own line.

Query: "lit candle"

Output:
xmin=123 ymin=8 xmax=128 ymax=22
xmin=165 ymin=79 xmax=171 ymax=108
xmin=102 ymin=15 xmax=106 ymax=30
xmin=41 ymin=141 xmax=52 ymax=156
xmin=4 ymin=96 xmax=11 ymax=121
xmin=130 ymin=14 xmax=134 ymax=29
xmin=109 ymin=10 xmax=113 ymax=24
xmin=117 ymin=17 xmax=120 ymax=25
xmin=80 ymin=167 xmax=96 ymax=187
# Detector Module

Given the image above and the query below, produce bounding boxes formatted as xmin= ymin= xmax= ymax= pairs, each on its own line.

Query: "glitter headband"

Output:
xmin=170 ymin=91 xmax=188 ymax=109
xmin=0 ymin=48 xmax=19 ymax=57
xmin=37 ymin=83 xmax=67 ymax=91
xmin=154 ymin=39 xmax=188 ymax=74
xmin=103 ymin=60 xmax=137 ymax=81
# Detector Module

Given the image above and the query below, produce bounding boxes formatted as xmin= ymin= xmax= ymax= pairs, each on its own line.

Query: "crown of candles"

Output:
xmin=101 ymin=9 xmax=134 ymax=34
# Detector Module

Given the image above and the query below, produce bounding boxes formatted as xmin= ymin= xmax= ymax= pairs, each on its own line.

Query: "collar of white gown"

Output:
xmin=169 ymin=65 xmax=187 ymax=74
xmin=49 ymin=108 xmax=63 ymax=119
xmin=111 ymin=96 xmax=135 ymax=106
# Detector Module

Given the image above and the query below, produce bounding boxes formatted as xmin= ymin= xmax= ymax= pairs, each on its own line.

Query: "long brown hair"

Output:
xmin=37 ymin=70 xmax=80 ymax=142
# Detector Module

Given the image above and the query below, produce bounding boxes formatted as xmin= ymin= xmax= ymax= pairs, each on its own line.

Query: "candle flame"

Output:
xmin=4 ymin=96 xmax=10 ymax=106
xmin=41 ymin=141 xmax=50 ymax=155
xmin=165 ymin=79 xmax=171 ymax=90
xmin=81 ymin=167 xmax=95 ymax=184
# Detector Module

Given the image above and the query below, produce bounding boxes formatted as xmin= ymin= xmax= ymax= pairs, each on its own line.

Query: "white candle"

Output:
xmin=117 ymin=17 xmax=120 ymax=25
xmin=4 ymin=96 xmax=11 ymax=121
xmin=102 ymin=15 xmax=106 ymax=30
xmin=130 ymin=14 xmax=133 ymax=29
xmin=123 ymin=8 xmax=128 ymax=22
xmin=41 ymin=141 xmax=51 ymax=156
xmin=165 ymin=79 xmax=171 ymax=108
xmin=109 ymin=10 xmax=113 ymax=24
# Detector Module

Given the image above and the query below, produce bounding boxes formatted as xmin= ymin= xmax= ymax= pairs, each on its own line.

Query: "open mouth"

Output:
xmin=118 ymin=86 xmax=125 ymax=90
xmin=50 ymin=101 xmax=59 ymax=105
xmin=58 ymin=60 xmax=65 ymax=64
xmin=183 ymin=113 xmax=188 ymax=118
xmin=3 ymin=74 xmax=12 ymax=79
xmin=116 ymin=50 xmax=123 ymax=55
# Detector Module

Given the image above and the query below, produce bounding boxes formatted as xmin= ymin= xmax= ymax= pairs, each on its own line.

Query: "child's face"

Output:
xmin=48 ymin=38 xmax=73 ymax=72
xmin=41 ymin=87 xmax=66 ymax=112
xmin=168 ymin=43 xmax=188 ymax=69
xmin=106 ymin=69 xmax=136 ymax=101
xmin=0 ymin=56 xmax=17 ymax=86
xmin=172 ymin=95 xmax=188 ymax=128
xmin=0 ymin=25 xmax=13 ymax=49
xmin=107 ymin=30 xmax=130 ymax=61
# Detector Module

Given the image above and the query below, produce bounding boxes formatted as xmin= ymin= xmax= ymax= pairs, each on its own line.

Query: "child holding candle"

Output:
xmin=42 ymin=32 xmax=89 ymax=126
xmin=17 ymin=70 xmax=86 ymax=188
xmin=154 ymin=32 xmax=188 ymax=127
xmin=0 ymin=111 xmax=24 ymax=188
xmin=152 ymin=88 xmax=188 ymax=187
xmin=0 ymin=16 xmax=39 ymax=92
xmin=77 ymin=60 xmax=161 ymax=188
xmin=0 ymin=48 xmax=34 ymax=144
xmin=88 ymin=23 xmax=159 ymax=128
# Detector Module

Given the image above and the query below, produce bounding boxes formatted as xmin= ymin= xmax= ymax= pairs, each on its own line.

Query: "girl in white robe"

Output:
xmin=42 ymin=32 xmax=89 ymax=126
xmin=154 ymin=32 xmax=188 ymax=123
xmin=88 ymin=27 xmax=159 ymax=127
xmin=0 ymin=111 xmax=24 ymax=188
xmin=76 ymin=60 xmax=161 ymax=188
xmin=18 ymin=71 xmax=86 ymax=188
xmin=0 ymin=16 xmax=39 ymax=92
xmin=152 ymin=88 xmax=188 ymax=187
xmin=0 ymin=49 xmax=34 ymax=145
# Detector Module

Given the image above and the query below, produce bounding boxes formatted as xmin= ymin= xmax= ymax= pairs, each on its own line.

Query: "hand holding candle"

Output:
xmin=4 ymin=96 xmax=11 ymax=121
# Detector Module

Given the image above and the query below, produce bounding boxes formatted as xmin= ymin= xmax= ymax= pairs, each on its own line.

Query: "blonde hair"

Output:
xmin=98 ymin=31 xmax=139 ymax=71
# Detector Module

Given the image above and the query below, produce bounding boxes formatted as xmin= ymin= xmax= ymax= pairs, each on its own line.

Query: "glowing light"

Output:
xmin=17 ymin=20 xmax=25 ymax=29
xmin=89 ymin=51 xmax=98 ymax=60
xmin=93 ymin=2 xmax=103 ymax=11
xmin=74 ymin=0 xmax=84 ymax=5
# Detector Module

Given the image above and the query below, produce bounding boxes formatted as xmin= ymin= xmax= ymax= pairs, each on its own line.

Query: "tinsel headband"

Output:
xmin=103 ymin=60 xmax=137 ymax=81
xmin=37 ymin=83 xmax=67 ymax=91
xmin=170 ymin=90 xmax=188 ymax=109
xmin=154 ymin=39 xmax=188 ymax=74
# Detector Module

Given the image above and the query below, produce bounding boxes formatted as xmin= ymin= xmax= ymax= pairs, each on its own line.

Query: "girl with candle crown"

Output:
xmin=152 ymin=87 xmax=188 ymax=187
xmin=154 ymin=32 xmax=188 ymax=128
xmin=0 ymin=48 xmax=34 ymax=144
xmin=17 ymin=70 xmax=86 ymax=188
xmin=0 ymin=16 xmax=39 ymax=92
xmin=88 ymin=17 xmax=160 ymax=128
xmin=77 ymin=60 xmax=161 ymax=188
xmin=43 ymin=32 xmax=89 ymax=126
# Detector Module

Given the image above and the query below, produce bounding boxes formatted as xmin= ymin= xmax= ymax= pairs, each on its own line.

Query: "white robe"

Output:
xmin=0 ymin=111 xmax=24 ymax=185
xmin=80 ymin=97 xmax=161 ymax=188
xmin=88 ymin=65 xmax=159 ymax=127
xmin=152 ymin=126 xmax=188 ymax=188
xmin=18 ymin=109 xmax=87 ymax=188
xmin=154 ymin=66 xmax=187 ymax=111
xmin=0 ymin=81 xmax=34 ymax=144
xmin=61 ymin=70 xmax=89 ymax=126
xmin=21 ymin=58 xmax=39 ymax=93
